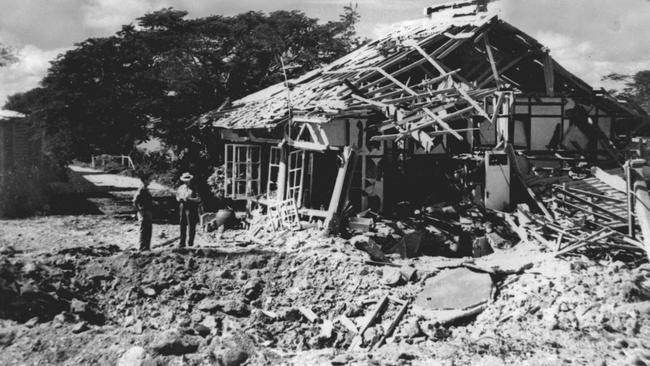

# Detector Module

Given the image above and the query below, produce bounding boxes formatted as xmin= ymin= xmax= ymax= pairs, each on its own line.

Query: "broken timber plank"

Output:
xmin=506 ymin=144 xmax=554 ymax=220
xmin=489 ymin=92 xmax=505 ymax=126
xmin=455 ymin=86 xmax=491 ymax=121
xmin=483 ymin=35 xmax=501 ymax=89
xmin=405 ymin=40 xmax=447 ymax=75
xmin=634 ymin=180 xmax=650 ymax=261
xmin=298 ymin=306 xmax=319 ymax=323
xmin=422 ymin=107 xmax=465 ymax=140
xmin=564 ymin=186 xmax=625 ymax=203
xmin=554 ymin=229 xmax=613 ymax=257
xmin=543 ymin=51 xmax=555 ymax=97
xmin=478 ymin=51 xmax=532 ymax=88
xmin=349 ymin=294 xmax=389 ymax=350
xmin=351 ymin=94 xmax=389 ymax=109
xmin=324 ymin=147 xmax=354 ymax=230
xmin=373 ymin=67 xmax=417 ymax=96
xmin=372 ymin=300 xmax=410 ymax=350
xmin=553 ymin=199 xmax=615 ymax=222
xmin=591 ymin=167 xmax=626 ymax=193
xmin=338 ymin=315 xmax=359 ymax=334
xmin=553 ymin=187 xmax=627 ymax=222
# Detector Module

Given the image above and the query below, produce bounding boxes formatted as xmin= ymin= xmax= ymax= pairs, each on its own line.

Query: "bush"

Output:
xmin=207 ymin=165 xmax=226 ymax=196
xmin=0 ymin=164 xmax=55 ymax=218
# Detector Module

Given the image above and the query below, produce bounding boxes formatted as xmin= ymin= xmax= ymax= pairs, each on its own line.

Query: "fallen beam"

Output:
xmin=553 ymin=187 xmax=627 ymax=222
xmin=634 ymin=180 xmax=650 ymax=261
xmin=506 ymin=144 xmax=554 ymax=220
xmin=591 ymin=167 xmax=626 ymax=193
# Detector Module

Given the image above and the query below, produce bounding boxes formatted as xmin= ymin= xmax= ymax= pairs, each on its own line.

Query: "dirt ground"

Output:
xmin=1 ymin=169 xmax=650 ymax=365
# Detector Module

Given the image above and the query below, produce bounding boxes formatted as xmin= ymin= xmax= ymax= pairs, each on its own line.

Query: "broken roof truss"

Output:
xmin=198 ymin=1 xmax=641 ymax=152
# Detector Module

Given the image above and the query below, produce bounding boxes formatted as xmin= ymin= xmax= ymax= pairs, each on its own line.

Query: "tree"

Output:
xmin=602 ymin=71 xmax=650 ymax=114
xmin=337 ymin=2 xmax=367 ymax=52
xmin=0 ymin=44 xmax=17 ymax=67
xmin=4 ymin=6 xmax=365 ymax=164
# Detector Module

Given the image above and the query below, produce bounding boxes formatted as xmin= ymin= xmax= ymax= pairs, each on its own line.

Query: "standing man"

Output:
xmin=177 ymin=172 xmax=201 ymax=247
xmin=133 ymin=175 xmax=153 ymax=251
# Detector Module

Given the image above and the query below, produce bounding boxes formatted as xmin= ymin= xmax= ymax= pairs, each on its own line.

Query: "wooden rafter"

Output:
xmin=543 ymin=51 xmax=555 ymax=97
xmin=483 ymin=35 xmax=501 ymax=89
xmin=455 ymin=86 xmax=491 ymax=121
xmin=477 ymin=51 xmax=533 ymax=88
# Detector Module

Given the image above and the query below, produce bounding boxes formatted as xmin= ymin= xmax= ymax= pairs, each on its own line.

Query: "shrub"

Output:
xmin=0 ymin=164 xmax=55 ymax=218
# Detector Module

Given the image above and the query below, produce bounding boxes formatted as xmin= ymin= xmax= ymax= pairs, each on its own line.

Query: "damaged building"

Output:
xmin=196 ymin=1 xmax=647 ymax=238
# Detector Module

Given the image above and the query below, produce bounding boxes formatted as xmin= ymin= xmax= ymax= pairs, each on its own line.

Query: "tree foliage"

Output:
xmin=602 ymin=70 xmax=650 ymax=114
xmin=4 ymin=6 xmax=365 ymax=163
xmin=0 ymin=43 xmax=17 ymax=67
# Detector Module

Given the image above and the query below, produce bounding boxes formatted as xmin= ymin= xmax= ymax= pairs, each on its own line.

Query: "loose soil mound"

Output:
xmin=2 ymin=237 xmax=650 ymax=365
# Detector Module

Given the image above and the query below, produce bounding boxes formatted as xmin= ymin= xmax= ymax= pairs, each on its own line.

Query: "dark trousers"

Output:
xmin=139 ymin=211 xmax=152 ymax=251
xmin=179 ymin=206 xmax=198 ymax=247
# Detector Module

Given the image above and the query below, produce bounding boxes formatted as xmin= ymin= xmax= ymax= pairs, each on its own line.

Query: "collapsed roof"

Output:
xmin=197 ymin=0 xmax=642 ymax=135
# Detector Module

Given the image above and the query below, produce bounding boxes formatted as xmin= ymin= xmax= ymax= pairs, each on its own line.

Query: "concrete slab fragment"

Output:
xmin=414 ymin=268 xmax=493 ymax=311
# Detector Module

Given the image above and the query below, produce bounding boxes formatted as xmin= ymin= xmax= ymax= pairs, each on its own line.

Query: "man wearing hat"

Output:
xmin=176 ymin=172 xmax=202 ymax=247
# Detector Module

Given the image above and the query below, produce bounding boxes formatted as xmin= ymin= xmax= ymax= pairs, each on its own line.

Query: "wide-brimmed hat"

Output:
xmin=180 ymin=172 xmax=194 ymax=182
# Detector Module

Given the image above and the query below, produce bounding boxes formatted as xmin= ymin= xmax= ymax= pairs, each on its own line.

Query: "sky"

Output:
xmin=1 ymin=0 xmax=649 ymax=107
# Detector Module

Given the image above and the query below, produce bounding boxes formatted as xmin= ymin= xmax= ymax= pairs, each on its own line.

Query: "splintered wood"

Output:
xmin=508 ymin=203 xmax=646 ymax=261
xmin=247 ymin=198 xmax=301 ymax=244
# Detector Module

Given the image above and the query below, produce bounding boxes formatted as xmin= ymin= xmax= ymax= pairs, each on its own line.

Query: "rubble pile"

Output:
xmin=449 ymin=259 xmax=650 ymax=365
xmin=1 ymin=219 xmax=650 ymax=365
xmin=0 ymin=237 xmax=425 ymax=364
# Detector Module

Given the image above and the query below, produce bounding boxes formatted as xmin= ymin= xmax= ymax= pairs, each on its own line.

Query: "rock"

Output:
xmin=402 ymin=318 xmax=422 ymax=338
xmin=0 ymin=328 xmax=15 ymax=346
xmin=23 ymin=261 xmax=39 ymax=276
xmin=632 ymin=301 xmax=650 ymax=315
xmin=319 ymin=320 xmax=334 ymax=340
xmin=71 ymin=321 xmax=88 ymax=333
xmin=331 ymin=354 xmax=351 ymax=365
xmin=24 ymin=317 xmax=39 ymax=327
xmin=219 ymin=300 xmax=250 ymax=317
xmin=132 ymin=320 xmax=144 ymax=334
xmin=86 ymin=264 xmax=111 ymax=280
xmin=195 ymin=324 xmax=210 ymax=337
xmin=123 ymin=315 xmax=136 ymax=327
xmin=213 ymin=347 xmax=249 ymax=366
xmin=189 ymin=290 xmax=208 ymax=302
xmin=70 ymin=299 xmax=88 ymax=314
xmin=353 ymin=237 xmax=388 ymax=262
xmin=197 ymin=299 xmax=221 ymax=312
xmin=382 ymin=267 xmax=403 ymax=287
xmin=399 ymin=266 xmax=417 ymax=282
xmin=614 ymin=338 xmax=629 ymax=349
xmin=211 ymin=335 xmax=251 ymax=366
xmin=217 ymin=269 xmax=233 ymax=279
xmin=117 ymin=346 xmax=153 ymax=366
xmin=485 ymin=232 xmax=508 ymax=249
xmin=142 ymin=287 xmax=157 ymax=297
xmin=201 ymin=315 xmax=219 ymax=330
xmin=177 ymin=315 xmax=191 ymax=328
xmin=53 ymin=312 xmax=72 ymax=324
xmin=626 ymin=354 xmax=647 ymax=366
xmin=151 ymin=329 xmax=200 ymax=355
xmin=474 ymin=355 xmax=506 ymax=366
xmin=242 ymin=280 xmax=263 ymax=300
